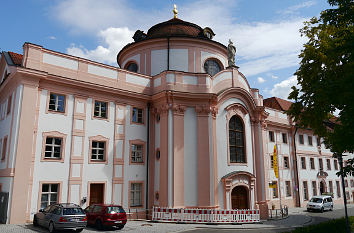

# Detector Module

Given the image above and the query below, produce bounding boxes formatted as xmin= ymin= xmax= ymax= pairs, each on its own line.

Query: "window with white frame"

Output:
xmin=130 ymin=183 xmax=142 ymax=207
xmin=310 ymin=158 xmax=315 ymax=169
xmin=282 ymin=133 xmax=287 ymax=144
xmin=269 ymin=131 xmax=275 ymax=142
xmin=299 ymin=134 xmax=304 ymax=144
xmin=327 ymin=159 xmax=331 ymax=170
xmin=284 ymin=156 xmax=289 ymax=169
xmin=48 ymin=93 xmax=65 ymax=112
xmin=303 ymin=181 xmax=309 ymax=200
xmin=132 ymin=107 xmax=143 ymax=123
xmin=44 ymin=137 xmax=62 ymax=159
xmin=131 ymin=144 xmax=143 ymax=163
xmin=336 ymin=181 xmax=341 ymax=198
xmin=312 ymin=181 xmax=317 ymax=196
xmin=94 ymin=101 xmax=108 ymax=118
xmin=91 ymin=141 xmax=105 ymax=161
xmin=334 ymin=160 xmax=338 ymax=170
xmin=272 ymin=181 xmax=278 ymax=198
xmin=308 ymin=135 xmax=313 ymax=146
xmin=40 ymin=183 xmax=59 ymax=209
xmin=329 ymin=181 xmax=333 ymax=194
xmin=285 ymin=181 xmax=291 ymax=197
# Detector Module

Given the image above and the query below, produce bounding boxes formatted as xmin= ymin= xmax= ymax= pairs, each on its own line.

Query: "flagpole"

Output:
xmin=276 ymin=143 xmax=282 ymax=211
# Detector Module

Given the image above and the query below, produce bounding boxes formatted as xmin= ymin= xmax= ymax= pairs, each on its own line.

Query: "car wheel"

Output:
xmin=95 ymin=219 xmax=103 ymax=230
xmin=48 ymin=221 xmax=56 ymax=233
xmin=330 ymin=205 xmax=333 ymax=211
xmin=320 ymin=207 xmax=324 ymax=213
xmin=33 ymin=216 xmax=38 ymax=226
xmin=76 ymin=229 xmax=84 ymax=232
xmin=307 ymin=208 xmax=311 ymax=212
xmin=117 ymin=224 xmax=124 ymax=230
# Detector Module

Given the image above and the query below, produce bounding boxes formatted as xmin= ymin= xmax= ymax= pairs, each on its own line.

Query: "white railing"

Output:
xmin=152 ymin=207 xmax=260 ymax=224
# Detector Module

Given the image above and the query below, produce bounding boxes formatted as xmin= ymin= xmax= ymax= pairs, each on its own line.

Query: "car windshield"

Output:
xmin=63 ymin=208 xmax=85 ymax=215
xmin=107 ymin=206 xmax=125 ymax=214
xmin=310 ymin=198 xmax=323 ymax=203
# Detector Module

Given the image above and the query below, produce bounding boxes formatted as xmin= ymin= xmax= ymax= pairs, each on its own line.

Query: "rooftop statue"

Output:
xmin=227 ymin=39 xmax=236 ymax=68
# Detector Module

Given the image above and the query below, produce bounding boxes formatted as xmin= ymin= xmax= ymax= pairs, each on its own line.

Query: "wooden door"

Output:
xmin=90 ymin=184 xmax=104 ymax=205
xmin=231 ymin=186 xmax=248 ymax=209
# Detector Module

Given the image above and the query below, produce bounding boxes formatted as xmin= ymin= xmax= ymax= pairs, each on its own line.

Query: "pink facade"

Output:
xmin=0 ymin=17 xmax=351 ymax=224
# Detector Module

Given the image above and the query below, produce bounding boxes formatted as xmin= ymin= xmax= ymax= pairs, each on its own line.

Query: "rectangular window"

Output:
xmin=286 ymin=181 xmax=291 ymax=197
xmin=351 ymin=180 xmax=354 ymax=188
xmin=132 ymin=107 xmax=143 ymax=123
xmin=1 ymin=136 xmax=7 ymax=161
xmin=94 ymin=101 xmax=108 ymax=118
xmin=270 ymin=155 xmax=274 ymax=168
xmin=301 ymin=157 xmax=306 ymax=169
xmin=329 ymin=181 xmax=333 ymax=194
xmin=319 ymin=158 xmax=323 ymax=170
xmin=272 ymin=181 xmax=278 ymax=198
xmin=317 ymin=137 xmax=321 ymax=146
xmin=310 ymin=158 xmax=315 ymax=169
xmin=326 ymin=159 xmax=331 ymax=170
xmin=334 ymin=160 xmax=338 ymax=170
xmin=346 ymin=191 xmax=350 ymax=200
xmin=1 ymin=137 xmax=7 ymax=161
xmin=336 ymin=181 xmax=341 ymax=198
xmin=299 ymin=134 xmax=304 ymax=144
xmin=40 ymin=183 xmax=59 ymax=209
xmin=130 ymin=183 xmax=142 ymax=207
xmin=269 ymin=131 xmax=274 ymax=142
xmin=44 ymin=137 xmax=62 ymax=159
xmin=131 ymin=144 xmax=143 ymax=163
xmin=312 ymin=181 xmax=317 ymax=196
xmin=48 ymin=93 xmax=65 ymax=112
xmin=91 ymin=141 xmax=105 ymax=161
xmin=303 ymin=181 xmax=308 ymax=201
xmin=308 ymin=135 xmax=313 ymax=146
xmin=282 ymin=133 xmax=287 ymax=144
xmin=284 ymin=156 xmax=289 ymax=169
xmin=345 ymin=180 xmax=348 ymax=188
xmin=7 ymin=95 xmax=12 ymax=115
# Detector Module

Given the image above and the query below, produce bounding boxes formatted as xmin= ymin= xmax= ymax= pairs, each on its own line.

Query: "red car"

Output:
xmin=84 ymin=204 xmax=127 ymax=230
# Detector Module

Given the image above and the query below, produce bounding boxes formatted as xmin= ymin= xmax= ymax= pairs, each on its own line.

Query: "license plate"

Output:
xmin=114 ymin=221 xmax=122 ymax=224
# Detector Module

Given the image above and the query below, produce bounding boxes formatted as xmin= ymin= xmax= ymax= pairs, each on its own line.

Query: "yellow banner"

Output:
xmin=273 ymin=145 xmax=278 ymax=178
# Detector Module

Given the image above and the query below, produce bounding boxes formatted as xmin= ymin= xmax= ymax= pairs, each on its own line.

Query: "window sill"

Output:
xmin=47 ymin=110 xmax=66 ymax=115
xmin=89 ymin=160 xmax=107 ymax=164
xmin=229 ymin=162 xmax=247 ymax=166
xmin=92 ymin=116 xmax=109 ymax=122
xmin=41 ymin=158 xmax=64 ymax=163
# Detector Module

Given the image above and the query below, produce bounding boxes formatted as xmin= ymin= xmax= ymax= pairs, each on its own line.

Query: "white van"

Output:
xmin=307 ymin=195 xmax=333 ymax=212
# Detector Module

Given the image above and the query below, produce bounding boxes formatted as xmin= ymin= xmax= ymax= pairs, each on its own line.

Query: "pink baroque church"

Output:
xmin=0 ymin=12 xmax=351 ymax=224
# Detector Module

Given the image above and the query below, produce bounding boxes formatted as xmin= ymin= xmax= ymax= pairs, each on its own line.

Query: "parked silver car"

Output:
xmin=307 ymin=195 xmax=333 ymax=212
xmin=33 ymin=203 xmax=87 ymax=232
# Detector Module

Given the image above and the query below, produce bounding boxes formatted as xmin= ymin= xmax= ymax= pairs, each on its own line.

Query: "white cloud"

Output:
xmin=257 ymin=77 xmax=266 ymax=83
xmin=48 ymin=36 xmax=56 ymax=40
xmin=279 ymin=1 xmax=316 ymax=15
xmin=270 ymin=75 xmax=299 ymax=100
xmin=271 ymin=75 xmax=279 ymax=79
xmin=67 ymin=27 xmax=134 ymax=65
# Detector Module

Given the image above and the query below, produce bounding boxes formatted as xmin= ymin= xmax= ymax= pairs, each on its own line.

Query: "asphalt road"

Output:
xmin=180 ymin=207 xmax=354 ymax=233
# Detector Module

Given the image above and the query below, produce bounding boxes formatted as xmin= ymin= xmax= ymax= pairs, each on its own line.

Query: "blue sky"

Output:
xmin=1 ymin=0 xmax=330 ymax=100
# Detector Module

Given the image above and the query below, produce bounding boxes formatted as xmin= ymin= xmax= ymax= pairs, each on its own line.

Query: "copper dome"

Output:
xmin=146 ymin=18 xmax=205 ymax=39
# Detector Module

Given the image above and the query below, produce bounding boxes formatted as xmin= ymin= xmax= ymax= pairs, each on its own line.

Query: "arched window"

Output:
xmin=229 ymin=115 xmax=245 ymax=163
xmin=204 ymin=59 xmax=222 ymax=76
xmin=125 ymin=62 xmax=138 ymax=72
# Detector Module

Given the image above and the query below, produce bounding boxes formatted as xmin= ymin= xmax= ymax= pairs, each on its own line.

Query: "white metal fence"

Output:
xmin=152 ymin=207 xmax=260 ymax=224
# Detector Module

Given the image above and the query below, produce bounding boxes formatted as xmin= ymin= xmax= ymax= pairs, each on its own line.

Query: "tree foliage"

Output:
xmin=288 ymin=0 xmax=354 ymax=174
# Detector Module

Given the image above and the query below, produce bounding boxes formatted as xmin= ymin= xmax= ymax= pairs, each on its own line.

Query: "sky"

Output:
xmin=1 ymin=0 xmax=331 ymax=100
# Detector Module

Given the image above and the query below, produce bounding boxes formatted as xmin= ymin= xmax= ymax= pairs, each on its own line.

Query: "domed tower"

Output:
xmin=117 ymin=16 xmax=226 ymax=77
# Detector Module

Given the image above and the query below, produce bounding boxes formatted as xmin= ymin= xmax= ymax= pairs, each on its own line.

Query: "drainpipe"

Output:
xmin=146 ymin=103 xmax=150 ymax=218
xmin=292 ymin=126 xmax=300 ymax=207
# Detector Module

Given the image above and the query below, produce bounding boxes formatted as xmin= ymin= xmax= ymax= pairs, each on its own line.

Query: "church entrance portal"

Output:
xmin=231 ymin=186 xmax=249 ymax=209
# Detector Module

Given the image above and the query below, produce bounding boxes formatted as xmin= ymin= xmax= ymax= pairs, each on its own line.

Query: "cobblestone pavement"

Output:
xmin=1 ymin=205 xmax=353 ymax=233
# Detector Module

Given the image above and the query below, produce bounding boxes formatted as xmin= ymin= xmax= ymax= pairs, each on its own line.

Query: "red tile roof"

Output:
xmin=8 ymin=52 xmax=23 ymax=66
xmin=263 ymin=97 xmax=293 ymax=111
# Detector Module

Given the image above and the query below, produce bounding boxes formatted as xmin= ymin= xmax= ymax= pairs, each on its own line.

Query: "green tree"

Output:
xmin=288 ymin=0 xmax=354 ymax=176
